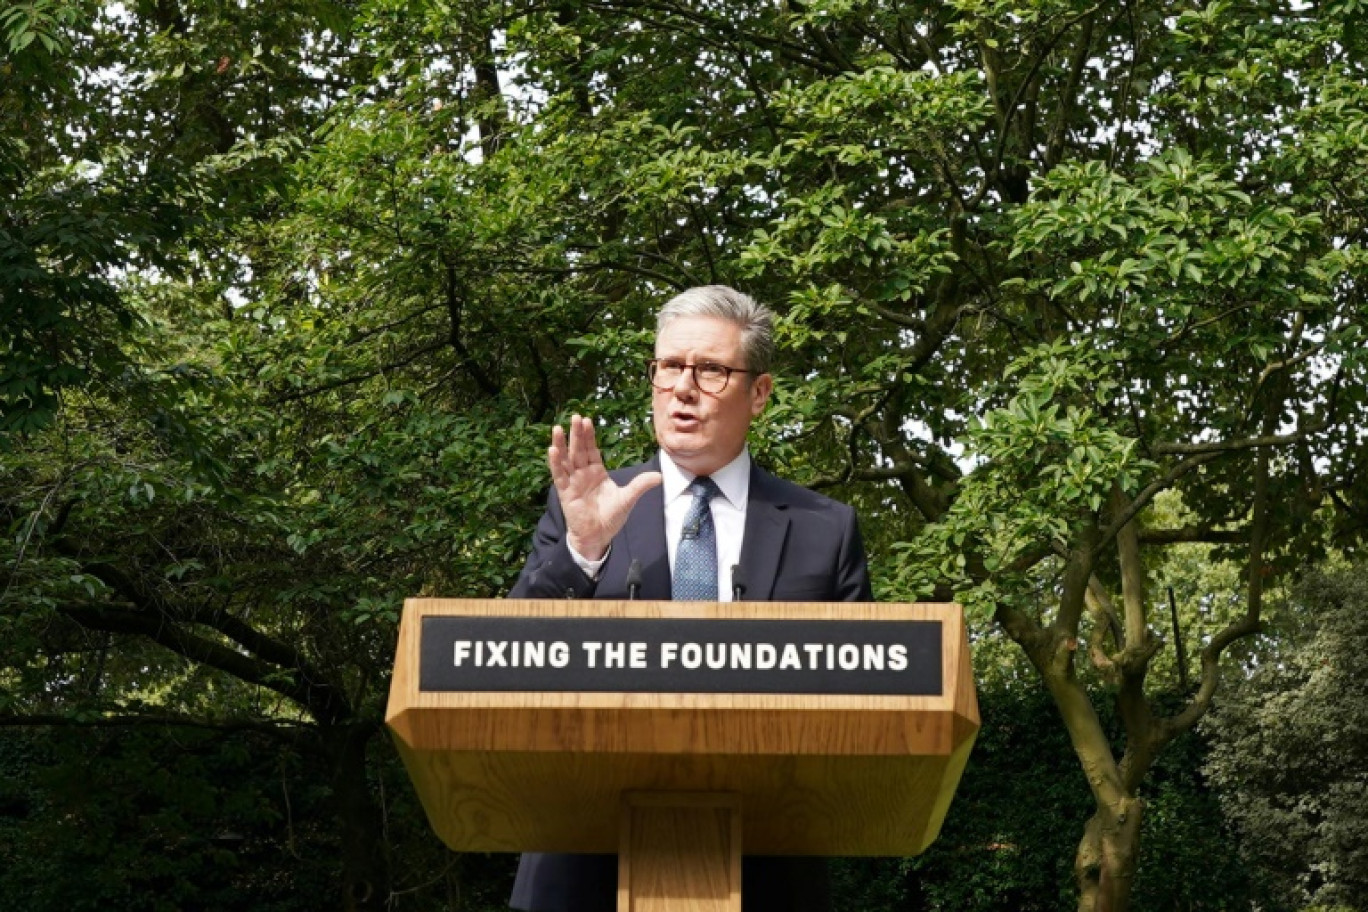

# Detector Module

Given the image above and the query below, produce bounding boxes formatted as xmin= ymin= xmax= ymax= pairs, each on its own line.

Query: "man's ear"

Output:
xmin=750 ymin=373 xmax=773 ymax=416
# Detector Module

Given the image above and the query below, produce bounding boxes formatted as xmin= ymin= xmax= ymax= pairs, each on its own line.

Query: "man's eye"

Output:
xmin=658 ymin=359 xmax=686 ymax=372
xmin=696 ymin=363 xmax=727 ymax=378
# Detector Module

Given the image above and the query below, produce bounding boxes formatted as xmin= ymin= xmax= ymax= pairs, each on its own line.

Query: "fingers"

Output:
xmin=547 ymin=415 xmax=604 ymax=493
xmin=547 ymin=422 xmax=569 ymax=489
xmin=567 ymin=414 xmax=601 ymax=469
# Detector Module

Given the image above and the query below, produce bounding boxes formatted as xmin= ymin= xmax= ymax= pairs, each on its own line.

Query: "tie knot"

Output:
xmin=689 ymin=476 xmax=720 ymax=502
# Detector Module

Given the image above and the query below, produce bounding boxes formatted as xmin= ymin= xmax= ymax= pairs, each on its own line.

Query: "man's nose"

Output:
xmin=672 ymin=366 xmax=700 ymax=396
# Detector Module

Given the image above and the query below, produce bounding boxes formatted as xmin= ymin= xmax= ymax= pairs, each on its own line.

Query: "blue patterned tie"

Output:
xmin=673 ymin=477 xmax=720 ymax=601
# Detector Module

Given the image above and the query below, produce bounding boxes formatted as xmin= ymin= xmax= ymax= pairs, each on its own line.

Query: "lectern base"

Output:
xmin=618 ymin=792 xmax=741 ymax=912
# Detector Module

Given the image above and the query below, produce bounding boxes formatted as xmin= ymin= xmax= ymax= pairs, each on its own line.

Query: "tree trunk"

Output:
xmin=1075 ymin=794 xmax=1143 ymax=912
xmin=321 ymin=722 xmax=389 ymax=912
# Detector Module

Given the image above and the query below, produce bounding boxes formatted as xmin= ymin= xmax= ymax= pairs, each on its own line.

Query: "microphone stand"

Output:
xmin=626 ymin=559 xmax=643 ymax=600
xmin=730 ymin=564 xmax=746 ymax=602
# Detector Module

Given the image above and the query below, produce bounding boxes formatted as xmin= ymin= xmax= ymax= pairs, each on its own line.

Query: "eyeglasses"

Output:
xmin=647 ymin=358 xmax=751 ymax=394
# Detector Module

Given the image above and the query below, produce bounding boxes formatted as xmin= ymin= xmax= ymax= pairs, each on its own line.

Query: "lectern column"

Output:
xmin=618 ymin=792 xmax=741 ymax=912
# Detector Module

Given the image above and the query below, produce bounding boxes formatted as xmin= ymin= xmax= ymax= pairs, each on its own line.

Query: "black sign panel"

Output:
xmin=419 ymin=617 xmax=942 ymax=696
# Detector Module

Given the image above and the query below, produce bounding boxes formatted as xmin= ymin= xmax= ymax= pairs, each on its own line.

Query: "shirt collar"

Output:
xmin=660 ymin=448 xmax=751 ymax=509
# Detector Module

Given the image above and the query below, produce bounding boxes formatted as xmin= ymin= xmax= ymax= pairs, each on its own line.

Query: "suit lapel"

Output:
xmin=619 ymin=457 xmax=791 ymax=601
xmin=620 ymin=456 xmax=672 ymax=599
xmin=739 ymin=465 xmax=791 ymax=601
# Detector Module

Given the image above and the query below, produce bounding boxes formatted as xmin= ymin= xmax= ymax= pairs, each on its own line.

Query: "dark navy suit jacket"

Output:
xmin=507 ymin=456 xmax=872 ymax=912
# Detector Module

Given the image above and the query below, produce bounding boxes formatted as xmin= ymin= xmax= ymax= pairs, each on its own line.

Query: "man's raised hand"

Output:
xmin=547 ymin=415 xmax=662 ymax=561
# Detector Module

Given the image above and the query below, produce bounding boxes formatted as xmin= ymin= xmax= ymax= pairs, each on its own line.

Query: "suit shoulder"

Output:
xmin=752 ymin=466 xmax=856 ymax=514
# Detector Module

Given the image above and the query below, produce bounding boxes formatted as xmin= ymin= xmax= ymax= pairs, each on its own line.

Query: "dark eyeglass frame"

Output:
xmin=647 ymin=358 xmax=752 ymax=394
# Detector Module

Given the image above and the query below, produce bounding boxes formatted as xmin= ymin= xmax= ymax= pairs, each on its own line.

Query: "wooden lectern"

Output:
xmin=386 ymin=599 xmax=978 ymax=911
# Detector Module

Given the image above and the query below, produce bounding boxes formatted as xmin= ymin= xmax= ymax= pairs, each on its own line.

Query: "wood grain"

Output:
xmin=386 ymin=600 xmax=978 ymax=857
xmin=618 ymin=793 xmax=741 ymax=912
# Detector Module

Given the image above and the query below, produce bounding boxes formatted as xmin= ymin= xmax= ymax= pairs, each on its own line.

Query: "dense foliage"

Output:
xmin=0 ymin=723 xmax=516 ymax=911
xmin=1205 ymin=567 xmax=1368 ymax=912
xmin=4 ymin=0 xmax=1367 ymax=909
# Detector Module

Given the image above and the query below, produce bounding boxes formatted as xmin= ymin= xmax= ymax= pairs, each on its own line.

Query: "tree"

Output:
xmin=5 ymin=1 xmax=1368 ymax=910
xmin=295 ymin=2 xmax=1361 ymax=908
xmin=834 ymin=635 xmax=1261 ymax=912
xmin=0 ymin=0 xmax=358 ymax=433
xmin=0 ymin=1 xmax=492 ymax=907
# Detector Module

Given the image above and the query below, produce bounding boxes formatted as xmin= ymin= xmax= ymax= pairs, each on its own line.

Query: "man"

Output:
xmin=508 ymin=285 xmax=872 ymax=912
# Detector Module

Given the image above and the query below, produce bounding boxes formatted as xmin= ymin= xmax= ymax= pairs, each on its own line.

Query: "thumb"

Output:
xmin=620 ymin=471 xmax=664 ymax=507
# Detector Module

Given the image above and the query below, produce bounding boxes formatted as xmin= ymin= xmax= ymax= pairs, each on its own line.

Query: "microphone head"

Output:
xmin=626 ymin=558 xmax=643 ymax=587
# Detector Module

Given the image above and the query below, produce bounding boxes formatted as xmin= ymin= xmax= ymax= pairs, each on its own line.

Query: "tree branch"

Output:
xmin=443 ymin=261 xmax=502 ymax=396
xmin=268 ymin=341 xmax=447 ymax=405
xmin=869 ymin=300 xmax=928 ymax=330
xmin=1044 ymin=11 xmax=1094 ymax=171
xmin=1112 ymin=487 xmax=1149 ymax=656
xmin=1155 ymin=402 xmax=1278 ymax=742
xmin=49 ymin=541 xmax=354 ymax=726
xmin=1085 ymin=575 xmax=1124 ymax=653
xmin=1094 ymin=451 xmax=1221 ymax=553
xmin=0 ymin=710 xmax=312 ymax=743
xmin=1056 ymin=517 xmax=1100 ymax=640
xmin=969 ymin=4 xmax=1102 ymax=209
xmin=1137 ymin=525 xmax=1244 ymax=545
xmin=1153 ymin=425 xmax=1324 ymax=456
xmin=57 ymin=601 xmax=350 ymax=725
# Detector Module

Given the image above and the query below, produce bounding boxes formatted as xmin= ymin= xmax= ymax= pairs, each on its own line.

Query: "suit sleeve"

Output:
xmin=508 ymin=487 xmax=600 ymax=599
xmin=836 ymin=503 xmax=874 ymax=602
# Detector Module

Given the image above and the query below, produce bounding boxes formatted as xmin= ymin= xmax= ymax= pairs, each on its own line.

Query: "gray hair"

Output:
xmin=656 ymin=285 xmax=775 ymax=376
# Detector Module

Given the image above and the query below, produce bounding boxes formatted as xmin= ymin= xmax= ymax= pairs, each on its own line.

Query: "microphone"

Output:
xmin=730 ymin=563 xmax=747 ymax=601
xmin=626 ymin=559 xmax=643 ymax=600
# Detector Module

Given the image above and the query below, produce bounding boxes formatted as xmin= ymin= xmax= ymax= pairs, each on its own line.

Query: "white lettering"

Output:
xmin=453 ymin=641 xmax=472 ymax=666
xmin=661 ymin=642 xmax=678 ymax=668
xmin=779 ymin=644 xmax=802 ymax=670
xmin=681 ymin=643 xmax=702 ymax=669
xmin=582 ymin=642 xmax=602 ymax=668
xmin=630 ymin=642 xmax=648 ymax=669
xmin=757 ymin=643 xmax=777 ymax=669
xmin=888 ymin=644 xmax=908 ymax=671
xmin=549 ymin=641 xmax=570 ymax=667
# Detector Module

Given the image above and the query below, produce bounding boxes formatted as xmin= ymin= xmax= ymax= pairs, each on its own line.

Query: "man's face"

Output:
xmin=652 ymin=315 xmax=772 ymax=476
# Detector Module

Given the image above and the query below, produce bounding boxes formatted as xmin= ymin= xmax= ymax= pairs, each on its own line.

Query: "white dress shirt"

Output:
xmin=570 ymin=448 xmax=752 ymax=601
xmin=659 ymin=448 xmax=750 ymax=602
